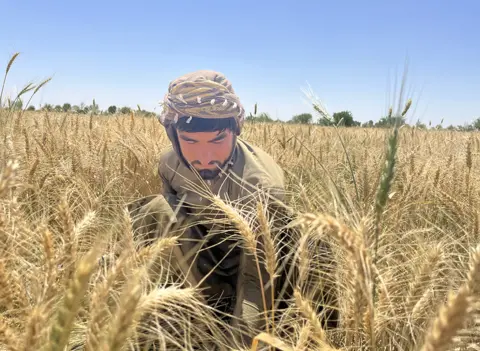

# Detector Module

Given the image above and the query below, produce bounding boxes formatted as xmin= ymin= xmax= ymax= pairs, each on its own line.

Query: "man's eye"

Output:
xmin=212 ymin=137 xmax=225 ymax=144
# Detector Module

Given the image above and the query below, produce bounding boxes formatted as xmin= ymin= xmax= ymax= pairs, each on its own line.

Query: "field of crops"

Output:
xmin=1 ymin=104 xmax=480 ymax=351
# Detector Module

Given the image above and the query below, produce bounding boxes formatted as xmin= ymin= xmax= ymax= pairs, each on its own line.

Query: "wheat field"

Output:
xmin=1 ymin=51 xmax=480 ymax=351
xmin=1 ymin=103 xmax=480 ymax=351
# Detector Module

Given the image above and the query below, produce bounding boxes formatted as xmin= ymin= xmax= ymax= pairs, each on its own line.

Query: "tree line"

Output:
xmin=246 ymin=103 xmax=480 ymax=131
xmin=15 ymin=98 xmax=479 ymax=131
xmin=19 ymin=99 xmax=156 ymax=117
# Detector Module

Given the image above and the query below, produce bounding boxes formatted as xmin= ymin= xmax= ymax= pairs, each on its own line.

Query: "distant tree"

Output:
xmin=458 ymin=123 xmax=475 ymax=132
xmin=375 ymin=115 xmax=405 ymax=128
xmin=332 ymin=111 xmax=357 ymax=126
xmin=473 ymin=117 xmax=480 ymax=130
xmin=290 ymin=113 xmax=312 ymax=124
xmin=317 ymin=116 xmax=333 ymax=126
xmin=108 ymin=105 xmax=117 ymax=114
xmin=362 ymin=120 xmax=374 ymax=128
xmin=415 ymin=120 xmax=427 ymax=129
xmin=120 ymin=106 xmax=132 ymax=114
xmin=247 ymin=112 xmax=273 ymax=123
xmin=74 ymin=103 xmax=87 ymax=114
xmin=90 ymin=99 xmax=99 ymax=115
xmin=245 ymin=103 xmax=274 ymax=123
xmin=42 ymin=104 xmax=53 ymax=112
xmin=62 ymin=103 xmax=71 ymax=112
xmin=54 ymin=105 xmax=62 ymax=112
xmin=27 ymin=105 xmax=35 ymax=111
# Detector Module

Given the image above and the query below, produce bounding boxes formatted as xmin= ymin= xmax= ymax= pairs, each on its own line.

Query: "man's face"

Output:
xmin=176 ymin=128 xmax=235 ymax=179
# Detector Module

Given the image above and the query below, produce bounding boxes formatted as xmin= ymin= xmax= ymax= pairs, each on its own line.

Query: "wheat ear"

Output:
xmin=420 ymin=244 xmax=480 ymax=351
xmin=420 ymin=287 xmax=471 ymax=351
xmin=46 ymin=247 xmax=99 ymax=351
xmin=212 ymin=196 xmax=270 ymax=334
xmin=103 ymin=270 xmax=144 ymax=351
xmin=0 ymin=160 xmax=19 ymax=198
xmin=21 ymin=304 xmax=47 ymax=351
xmin=293 ymin=289 xmax=326 ymax=342
xmin=85 ymin=253 xmax=129 ymax=351
xmin=0 ymin=317 xmax=20 ymax=351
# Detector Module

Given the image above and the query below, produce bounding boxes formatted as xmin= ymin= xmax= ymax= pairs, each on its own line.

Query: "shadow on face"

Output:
xmin=177 ymin=128 xmax=235 ymax=179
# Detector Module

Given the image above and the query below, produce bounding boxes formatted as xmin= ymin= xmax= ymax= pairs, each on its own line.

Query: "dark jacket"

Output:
xmin=157 ymin=138 xmax=286 ymax=315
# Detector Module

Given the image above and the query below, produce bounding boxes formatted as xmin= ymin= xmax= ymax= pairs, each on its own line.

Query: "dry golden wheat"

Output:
xmin=1 ymin=105 xmax=480 ymax=350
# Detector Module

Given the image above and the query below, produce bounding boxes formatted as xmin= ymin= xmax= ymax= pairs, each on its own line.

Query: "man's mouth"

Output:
xmin=198 ymin=168 xmax=220 ymax=180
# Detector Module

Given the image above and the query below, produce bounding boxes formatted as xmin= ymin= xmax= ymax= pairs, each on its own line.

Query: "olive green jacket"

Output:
xmin=157 ymin=138 xmax=286 ymax=316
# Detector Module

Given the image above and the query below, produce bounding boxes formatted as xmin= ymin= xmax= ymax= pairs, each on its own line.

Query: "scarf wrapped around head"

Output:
xmin=158 ymin=70 xmax=245 ymax=135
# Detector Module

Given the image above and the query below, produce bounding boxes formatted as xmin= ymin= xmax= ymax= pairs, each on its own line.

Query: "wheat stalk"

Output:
xmin=212 ymin=195 xmax=270 ymax=333
xmin=0 ymin=52 xmax=20 ymax=106
xmin=257 ymin=201 xmax=277 ymax=334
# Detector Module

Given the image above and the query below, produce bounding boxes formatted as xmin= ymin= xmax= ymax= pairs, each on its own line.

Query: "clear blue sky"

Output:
xmin=1 ymin=0 xmax=479 ymax=126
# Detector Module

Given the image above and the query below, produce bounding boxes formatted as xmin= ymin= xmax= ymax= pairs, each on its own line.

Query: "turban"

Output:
xmin=158 ymin=70 xmax=245 ymax=135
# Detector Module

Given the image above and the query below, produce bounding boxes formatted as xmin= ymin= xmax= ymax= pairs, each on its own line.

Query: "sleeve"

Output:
xmin=157 ymin=153 xmax=178 ymax=207
xmin=159 ymin=168 xmax=178 ymax=208
xmin=157 ymin=155 xmax=190 ymax=221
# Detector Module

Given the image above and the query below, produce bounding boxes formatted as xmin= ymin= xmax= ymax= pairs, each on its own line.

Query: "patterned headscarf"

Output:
xmin=158 ymin=70 xmax=245 ymax=135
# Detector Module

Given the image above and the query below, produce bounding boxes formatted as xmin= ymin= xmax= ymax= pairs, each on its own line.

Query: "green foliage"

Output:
xmin=108 ymin=105 xmax=117 ymax=114
xmin=290 ymin=113 xmax=312 ymax=124
xmin=72 ymin=104 xmax=87 ymax=114
xmin=42 ymin=104 xmax=53 ymax=112
xmin=316 ymin=110 xmax=360 ymax=127
xmin=27 ymin=105 xmax=35 ymax=111
xmin=62 ymin=103 xmax=71 ymax=112
xmin=459 ymin=123 xmax=476 ymax=132
xmin=12 ymin=98 xmax=23 ymax=111
xmin=375 ymin=115 xmax=405 ymax=128
xmin=473 ymin=117 xmax=480 ymax=130
xmin=120 ymin=106 xmax=132 ymax=114
xmin=54 ymin=105 xmax=62 ymax=112
xmin=245 ymin=103 xmax=274 ymax=123
xmin=246 ymin=113 xmax=269 ymax=122
xmin=415 ymin=120 xmax=427 ymax=129
xmin=90 ymin=99 xmax=99 ymax=115
xmin=332 ymin=110 xmax=360 ymax=127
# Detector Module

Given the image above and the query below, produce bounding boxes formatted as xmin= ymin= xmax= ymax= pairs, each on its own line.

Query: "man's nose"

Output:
xmin=196 ymin=151 xmax=214 ymax=166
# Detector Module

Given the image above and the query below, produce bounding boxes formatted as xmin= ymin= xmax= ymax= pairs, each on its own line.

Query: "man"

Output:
xmin=128 ymin=70 xmax=336 ymax=347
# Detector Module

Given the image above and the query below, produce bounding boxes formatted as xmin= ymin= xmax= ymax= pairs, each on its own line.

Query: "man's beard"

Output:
xmin=184 ymin=137 xmax=236 ymax=181
xmin=197 ymin=168 xmax=222 ymax=180
xmin=194 ymin=159 xmax=229 ymax=180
